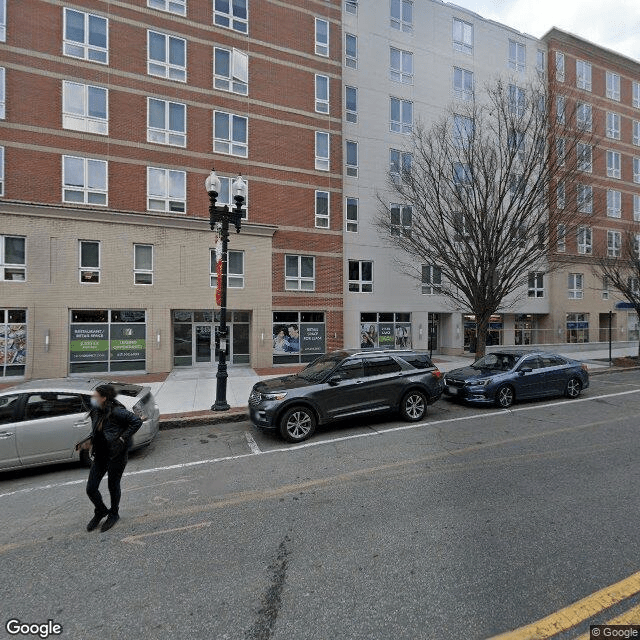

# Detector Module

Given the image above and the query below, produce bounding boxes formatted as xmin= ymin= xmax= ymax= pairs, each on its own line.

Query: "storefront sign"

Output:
xmin=378 ymin=324 xmax=395 ymax=348
xmin=110 ymin=324 xmax=146 ymax=361
xmin=300 ymin=324 xmax=325 ymax=354
xmin=69 ymin=325 xmax=109 ymax=362
xmin=567 ymin=321 xmax=589 ymax=330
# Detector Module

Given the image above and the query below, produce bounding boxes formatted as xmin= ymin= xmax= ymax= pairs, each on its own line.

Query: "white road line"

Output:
xmin=244 ymin=431 xmax=262 ymax=455
xmin=1 ymin=387 xmax=639 ymax=501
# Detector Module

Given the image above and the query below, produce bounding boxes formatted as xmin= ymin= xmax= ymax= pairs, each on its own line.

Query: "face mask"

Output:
xmin=90 ymin=397 xmax=101 ymax=409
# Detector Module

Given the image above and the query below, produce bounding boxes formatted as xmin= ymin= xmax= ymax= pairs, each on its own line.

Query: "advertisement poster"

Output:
xmin=378 ymin=323 xmax=395 ymax=349
xmin=394 ymin=323 xmax=412 ymax=349
xmin=273 ymin=323 xmax=300 ymax=354
xmin=110 ymin=324 xmax=146 ymax=361
xmin=300 ymin=324 xmax=325 ymax=354
xmin=69 ymin=324 xmax=109 ymax=362
xmin=360 ymin=323 xmax=378 ymax=349
xmin=1 ymin=324 xmax=27 ymax=365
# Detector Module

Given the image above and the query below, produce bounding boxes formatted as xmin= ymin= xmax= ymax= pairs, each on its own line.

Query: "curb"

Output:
xmin=159 ymin=409 xmax=249 ymax=430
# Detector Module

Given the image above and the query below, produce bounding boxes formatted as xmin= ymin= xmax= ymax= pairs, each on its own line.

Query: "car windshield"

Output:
xmin=297 ymin=353 xmax=344 ymax=382
xmin=471 ymin=353 xmax=517 ymax=371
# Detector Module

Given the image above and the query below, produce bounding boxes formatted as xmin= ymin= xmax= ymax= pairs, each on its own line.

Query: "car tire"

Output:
xmin=79 ymin=449 xmax=92 ymax=467
xmin=565 ymin=377 xmax=582 ymax=399
xmin=495 ymin=385 xmax=515 ymax=408
xmin=400 ymin=390 xmax=428 ymax=422
xmin=279 ymin=406 xmax=317 ymax=443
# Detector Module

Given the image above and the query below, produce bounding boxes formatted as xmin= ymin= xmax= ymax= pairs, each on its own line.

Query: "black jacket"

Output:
xmin=89 ymin=401 xmax=142 ymax=448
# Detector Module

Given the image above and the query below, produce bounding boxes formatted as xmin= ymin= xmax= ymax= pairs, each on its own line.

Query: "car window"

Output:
xmin=472 ymin=353 xmax=516 ymax=370
xmin=336 ymin=359 xmax=364 ymax=380
xmin=399 ymin=354 xmax=433 ymax=370
xmin=0 ymin=394 xmax=21 ymax=426
xmin=24 ymin=393 xmax=86 ymax=420
xmin=541 ymin=356 xmax=565 ymax=367
xmin=520 ymin=357 xmax=542 ymax=370
xmin=364 ymin=357 xmax=402 ymax=377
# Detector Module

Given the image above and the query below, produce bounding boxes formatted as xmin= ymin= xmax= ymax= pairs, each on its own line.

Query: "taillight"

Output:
xmin=431 ymin=369 xmax=443 ymax=380
xmin=132 ymin=400 xmax=148 ymax=421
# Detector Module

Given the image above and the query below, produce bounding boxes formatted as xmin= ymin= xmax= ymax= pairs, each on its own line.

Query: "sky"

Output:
xmin=450 ymin=0 xmax=640 ymax=62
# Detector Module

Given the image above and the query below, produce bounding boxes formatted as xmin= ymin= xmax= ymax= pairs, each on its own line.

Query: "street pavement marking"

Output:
xmin=573 ymin=603 xmax=640 ymax=639
xmin=1 ymin=387 xmax=640 ymax=501
xmin=488 ymin=571 xmax=640 ymax=639
xmin=121 ymin=520 xmax=211 ymax=546
xmin=244 ymin=431 xmax=262 ymax=454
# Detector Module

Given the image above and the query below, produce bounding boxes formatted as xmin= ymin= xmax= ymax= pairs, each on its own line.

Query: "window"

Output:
xmin=527 ymin=272 xmax=544 ymax=298
xmin=633 ymin=121 xmax=640 ymax=146
xmin=79 ymin=241 xmax=100 ymax=283
xmin=62 ymin=81 xmax=108 ymax=134
xmin=214 ymin=175 xmax=248 ymax=219
xmin=556 ymin=96 xmax=565 ymax=124
xmin=147 ymin=98 xmax=186 ymax=147
xmin=568 ymin=273 xmax=583 ymax=299
xmin=62 ymin=156 xmax=107 ymax=205
xmin=0 ymin=236 xmax=25 ymax=281
xmin=0 ymin=0 xmax=5 ymax=42
xmin=390 ymin=97 xmax=412 ymax=133
xmin=390 ymin=0 xmax=413 ymax=32
xmin=390 ymin=203 xmax=412 ymax=236
xmin=607 ymin=189 xmax=621 ymax=218
xmin=557 ymin=224 xmax=566 ymax=253
xmin=346 ymin=197 xmax=358 ymax=232
xmin=577 ymin=226 xmax=592 ymax=255
xmin=345 ymin=85 xmax=357 ymax=123
xmin=133 ymin=244 xmax=153 ymax=285
xmin=556 ymin=138 xmax=566 ymax=166
xmin=214 ymin=47 xmax=248 ymax=95
xmin=576 ymin=103 xmax=592 ymax=131
xmin=634 ymin=158 xmax=640 ymax=184
xmin=555 ymin=51 xmax=565 ymax=81
xmin=315 ymin=18 xmax=329 ymax=57
xmin=147 ymin=167 xmax=186 ymax=213
xmin=0 ymin=146 xmax=3 ymax=195
xmin=63 ymin=8 xmax=108 ymax=64
xmin=453 ymin=162 xmax=471 ymax=187
xmin=453 ymin=67 xmax=473 ymax=101
xmin=315 ymin=131 xmax=330 ymax=171
xmin=345 ymin=0 xmax=357 ymax=13
xmin=557 ymin=182 xmax=565 ymax=209
xmin=348 ymin=260 xmax=372 ymax=292
xmin=577 ymin=143 xmax=592 ymax=172
xmin=452 ymin=19 xmax=473 ymax=54
xmin=346 ymin=140 xmax=358 ymax=177
xmin=606 ymin=112 xmax=620 ymax=139
xmin=576 ymin=60 xmax=592 ymax=91
xmin=0 ymin=67 xmax=4 ymax=119
xmin=577 ymin=184 xmax=593 ymax=214
xmin=635 ymin=195 xmax=640 ymax=222
xmin=147 ymin=31 xmax=186 ymax=82
xmin=536 ymin=49 xmax=545 ymax=74
xmin=608 ymin=230 xmax=622 ymax=257
xmin=634 ymin=81 xmax=640 ymax=108
xmin=508 ymin=129 xmax=525 ymax=162
xmin=508 ymin=40 xmax=526 ymax=72
xmin=210 ymin=250 xmax=244 ymax=288
xmin=365 ymin=357 xmax=402 ymax=376
xmin=285 ymin=255 xmax=315 ymax=291
xmin=315 ymin=74 xmax=329 ymax=113
xmin=606 ymin=151 xmax=621 ymax=179
xmin=390 ymin=47 xmax=413 ymax=84
xmin=390 ymin=149 xmax=412 ymax=183
xmin=214 ymin=0 xmax=248 ymax=33
xmin=635 ymin=235 xmax=640 ymax=257
xmin=630 ymin=276 xmax=640 ymax=294
xmin=213 ymin=111 xmax=248 ymax=157
xmin=345 ymin=33 xmax=357 ymax=68
xmin=315 ymin=190 xmax=329 ymax=228
xmin=148 ymin=0 xmax=186 ymax=16
xmin=508 ymin=84 xmax=525 ymax=116
xmin=422 ymin=265 xmax=442 ymax=295
xmin=606 ymin=71 xmax=621 ymax=101
xmin=602 ymin=276 xmax=610 ymax=300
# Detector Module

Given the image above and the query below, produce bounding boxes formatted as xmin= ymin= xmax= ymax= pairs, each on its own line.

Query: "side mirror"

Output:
xmin=328 ymin=374 xmax=342 ymax=386
xmin=519 ymin=367 xmax=533 ymax=375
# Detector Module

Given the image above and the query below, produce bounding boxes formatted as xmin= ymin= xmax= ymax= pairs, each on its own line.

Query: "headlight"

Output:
xmin=470 ymin=378 xmax=492 ymax=387
xmin=262 ymin=392 xmax=287 ymax=401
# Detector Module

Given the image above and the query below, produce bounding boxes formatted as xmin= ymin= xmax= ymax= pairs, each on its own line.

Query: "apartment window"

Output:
xmin=63 ymin=8 xmax=108 ymax=64
xmin=315 ymin=190 xmax=329 ymax=228
xmin=147 ymin=98 xmax=186 ymax=147
xmin=390 ymin=0 xmax=413 ymax=33
xmin=62 ymin=81 xmax=108 ymax=135
xmin=607 ymin=189 xmax=621 ymax=218
xmin=0 ymin=146 xmax=3 ymax=196
xmin=568 ymin=273 xmax=584 ymax=299
xmin=211 ymin=250 xmax=244 ymax=288
xmin=577 ymin=143 xmax=592 ymax=172
xmin=606 ymin=151 xmax=621 ymax=179
xmin=390 ymin=149 xmax=412 ymax=183
xmin=314 ymin=74 xmax=329 ymax=114
xmin=634 ymin=157 xmax=640 ymax=183
xmin=555 ymin=51 xmax=565 ymax=81
xmin=453 ymin=67 xmax=473 ymax=101
xmin=634 ymin=81 xmax=640 ymax=108
xmin=345 ymin=0 xmax=358 ymax=14
xmin=315 ymin=131 xmax=330 ymax=171
xmin=390 ymin=97 xmax=412 ymax=133
xmin=214 ymin=0 xmax=248 ymax=33
xmin=527 ymin=272 xmax=544 ymax=298
xmin=0 ymin=0 xmax=5 ymax=42
xmin=635 ymin=235 xmax=640 ymax=257
xmin=390 ymin=47 xmax=413 ymax=84
xmin=345 ymin=86 xmax=357 ymax=123
xmin=147 ymin=167 xmax=186 ymax=213
xmin=606 ymin=112 xmax=621 ymax=139
xmin=453 ymin=162 xmax=471 ymax=187
xmin=345 ymin=34 xmax=357 ymax=68
xmin=390 ymin=203 xmax=412 ymax=236
xmin=62 ymin=156 xmax=107 ymax=205
xmin=630 ymin=276 xmax=640 ymax=294
xmin=315 ymin=18 xmax=329 ymax=57
xmin=557 ymin=182 xmax=566 ymax=209
xmin=602 ymin=276 xmax=609 ymax=300
xmin=556 ymin=138 xmax=566 ymax=166
xmin=213 ymin=111 xmax=248 ymax=157
xmin=148 ymin=31 xmax=186 ymax=82
xmin=148 ymin=0 xmax=186 ymax=16
xmin=285 ymin=255 xmax=315 ymax=291
xmin=557 ymin=224 xmax=566 ymax=253
xmin=576 ymin=60 xmax=592 ymax=91
xmin=133 ymin=244 xmax=153 ymax=285
xmin=348 ymin=260 xmax=373 ymax=293
xmin=79 ymin=240 xmax=100 ymax=284
xmin=577 ymin=184 xmax=593 ymax=214
xmin=508 ymin=84 xmax=525 ymax=116
xmin=452 ymin=19 xmax=473 ymax=54
xmin=635 ymin=195 xmax=640 ymax=222
xmin=633 ymin=121 xmax=640 ymax=146
xmin=422 ymin=265 xmax=442 ymax=295
xmin=0 ymin=67 xmax=4 ymax=119
xmin=536 ymin=50 xmax=545 ymax=74
xmin=214 ymin=47 xmax=248 ymax=95
xmin=577 ymin=226 xmax=592 ymax=255
xmin=606 ymin=71 xmax=621 ymax=101
xmin=0 ymin=236 xmax=25 ymax=281
xmin=608 ymin=230 xmax=621 ymax=257
xmin=346 ymin=197 xmax=358 ymax=232
xmin=556 ymin=96 xmax=565 ymax=124
xmin=508 ymin=40 xmax=526 ymax=72
xmin=576 ymin=103 xmax=592 ymax=131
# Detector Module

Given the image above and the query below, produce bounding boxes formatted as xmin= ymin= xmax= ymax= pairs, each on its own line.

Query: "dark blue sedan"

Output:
xmin=443 ymin=350 xmax=589 ymax=408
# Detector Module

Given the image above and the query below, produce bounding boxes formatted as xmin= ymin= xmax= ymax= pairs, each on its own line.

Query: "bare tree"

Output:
xmin=377 ymin=79 xmax=597 ymax=357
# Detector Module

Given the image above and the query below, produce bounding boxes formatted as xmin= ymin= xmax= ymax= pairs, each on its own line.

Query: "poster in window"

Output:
xmin=394 ymin=323 xmax=411 ymax=349
xmin=300 ymin=323 xmax=325 ymax=354
xmin=69 ymin=324 xmax=109 ymax=362
xmin=273 ymin=323 xmax=300 ymax=354
xmin=360 ymin=323 xmax=378 ymax=349
xmin=378 ymin=323 xmax=394 ymax=349
xmin=110 ymin=323 xmax=146 ymax=361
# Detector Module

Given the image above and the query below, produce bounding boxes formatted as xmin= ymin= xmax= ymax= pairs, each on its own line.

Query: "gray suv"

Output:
xmin=249 ymin=349 xmax=444 ymax=442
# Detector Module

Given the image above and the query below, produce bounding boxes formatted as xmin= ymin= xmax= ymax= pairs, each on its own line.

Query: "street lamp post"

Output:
xmin=205 ymin=169 xmax=247 ymax=411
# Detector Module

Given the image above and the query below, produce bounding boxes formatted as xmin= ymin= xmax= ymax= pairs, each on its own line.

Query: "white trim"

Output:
xmin=147 ymin=97 xmax=187 ymax=147
xmin=147 ymin=0 xmax=186 ymax=17
xmin=62 ymin=7 xmax=109 ymax=65
xmin=62 ymin=80 xmax=108 ymax=135
xmin=314 ymin=17 xmax=329 ymax=57
xmin=146 ymin=166 xmax=186 ymax=213
xmin=284 ymin=254 xmax=315 ymax=291
xmin=213 ymin=110 xmax=248 ymax=157
xmin=62 ymin=155 xmax=108 ymax=206
xmin=214 ymin=0 xmax=248 ymax=34
xmin=214 ymin=46 xmax=248 ymax=95
xmin=147 ymin=30 xmax=187 ymax=83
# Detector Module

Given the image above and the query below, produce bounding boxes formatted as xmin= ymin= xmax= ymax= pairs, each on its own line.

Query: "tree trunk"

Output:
xmin=475 ymin=314 xmax=490 ymax=359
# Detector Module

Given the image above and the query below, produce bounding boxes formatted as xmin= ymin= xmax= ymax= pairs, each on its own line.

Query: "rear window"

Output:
xmin=107 ymin=383 xmax=144 ymax=398
xmin=398 ymin=354 xmax=434 ymax=370
xmin=364 ymin=357 xmax=402 ymax=376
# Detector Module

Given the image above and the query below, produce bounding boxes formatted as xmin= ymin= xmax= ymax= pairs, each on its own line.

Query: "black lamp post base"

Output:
xmin=211 ymin=401 xmax=231 ymax=412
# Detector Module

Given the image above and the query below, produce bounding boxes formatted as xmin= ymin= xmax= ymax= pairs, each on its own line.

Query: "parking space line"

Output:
xmin=121 ymin=520 xmax=212 ymax=546
xmin=244 ymin=431 xmax=262 ymax=454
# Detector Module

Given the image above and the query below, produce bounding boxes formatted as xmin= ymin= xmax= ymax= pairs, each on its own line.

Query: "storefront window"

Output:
xmin=359 ymin=312 xmax=412 ymax=350
xmin=464 ymin=315 xmax=503 ymax=352
xmin=0 ymin=309 xmax=27 ymax=376
xmin=273 ymin=311 xmax=325 ymax=364
xmin=515 ymin=314 xmax=533 ymax=346
xmin=566 ymin=313 xmax=589 ymax=343
xmin=628 ymin=312 xmax=639 ymax=341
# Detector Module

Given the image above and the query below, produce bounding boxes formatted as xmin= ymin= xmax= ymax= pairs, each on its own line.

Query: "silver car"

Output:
xmin=0 ymin=378 xmax=160 ymax=471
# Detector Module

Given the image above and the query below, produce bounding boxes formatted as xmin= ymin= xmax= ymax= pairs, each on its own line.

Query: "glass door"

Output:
xmin=194 ymin=325 xmax=212 ymax=363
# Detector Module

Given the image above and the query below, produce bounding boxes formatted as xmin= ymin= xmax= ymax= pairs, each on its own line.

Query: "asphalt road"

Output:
xmin=2 ymin=370 xmax=640 ymax=640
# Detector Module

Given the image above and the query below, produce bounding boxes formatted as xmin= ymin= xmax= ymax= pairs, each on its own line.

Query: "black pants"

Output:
xmin=86 ymin=451 xmax=128 ymax=516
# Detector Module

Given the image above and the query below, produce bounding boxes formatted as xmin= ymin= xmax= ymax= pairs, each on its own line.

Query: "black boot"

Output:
xmin=100 ymin=512 xmax=120 ymax=532
xmin=87 ymin=508 xmax=109 ymax=532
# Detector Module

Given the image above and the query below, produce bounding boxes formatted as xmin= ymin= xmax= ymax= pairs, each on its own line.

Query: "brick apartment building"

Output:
xmin=0 ymin=0 xmax=344 ymax=379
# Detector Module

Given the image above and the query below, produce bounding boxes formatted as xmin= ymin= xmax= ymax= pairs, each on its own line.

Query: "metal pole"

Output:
xmin=609 ymin=309 xmax=613 ymax=367
xmin=212 ymin=217 xmax=231 ymax=411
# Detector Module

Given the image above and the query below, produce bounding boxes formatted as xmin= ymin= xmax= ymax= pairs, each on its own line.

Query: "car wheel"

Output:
xmin=279 ymin=406 xmax=317 ymax=443
xmin=400 ymin=390 xmax=428 ymax=422
xmin=79 ymin=449 xmax=92 ymax=467
xmin=495 ymin=385 xmax=515 ymax=408
xmin=565 ymin=377 xmax=582 ymax=399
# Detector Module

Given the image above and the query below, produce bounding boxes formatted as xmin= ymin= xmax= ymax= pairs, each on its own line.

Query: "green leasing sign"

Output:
xmin=69 ymin=325 xmax=109 ymax=362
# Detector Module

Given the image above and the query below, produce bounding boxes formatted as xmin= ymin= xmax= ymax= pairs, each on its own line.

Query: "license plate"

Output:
xmin=447 ymin=385 xmax=458 ymax=395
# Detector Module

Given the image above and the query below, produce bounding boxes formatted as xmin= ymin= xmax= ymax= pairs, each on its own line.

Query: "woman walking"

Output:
xmin=82 ymin=384 xmax=142 ymax=532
